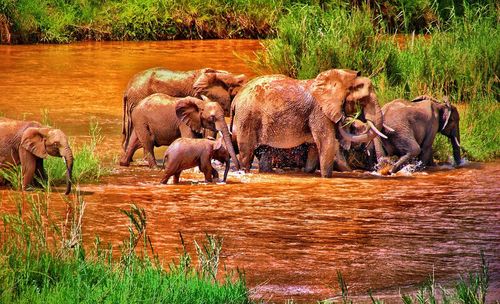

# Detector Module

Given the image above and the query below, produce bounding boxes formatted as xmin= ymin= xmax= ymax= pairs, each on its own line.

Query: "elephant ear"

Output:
xmin=213 ymin=136 xmax=224 ymax=151
xmin=193 ymin=70 xmax=246 ymax=94
xmin=21 ymin=127 xmax=50 ymax=158
xmin=175 ymin=98 xmax=203 ymax=133
xmin=216 ymin=73 xmax=247 ymax=88
xmin=310 ymin=69 xmax=359 ymax=123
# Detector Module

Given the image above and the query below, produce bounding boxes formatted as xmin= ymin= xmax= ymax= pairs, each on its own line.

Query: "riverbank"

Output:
xmin=0 ymin=0 xmax=495 ymax=44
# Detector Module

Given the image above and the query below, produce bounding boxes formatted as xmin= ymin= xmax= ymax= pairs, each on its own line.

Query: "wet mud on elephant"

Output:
xmin=231 ymin=69 xmax=385 ymax=177
xmin=122 ymin=67 xmax=247 ymax=150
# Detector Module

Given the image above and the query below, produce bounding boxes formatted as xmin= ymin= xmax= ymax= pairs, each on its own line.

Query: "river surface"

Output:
xmin=0 ymin=40 xmax=499 ymax=303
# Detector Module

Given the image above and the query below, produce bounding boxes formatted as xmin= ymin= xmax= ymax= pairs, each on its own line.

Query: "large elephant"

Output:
xmin=231 ymin=69 xmax=384 ymax=177
xmin=120 ymin=93 xmax=239 ymax=169
xmin=122 ymin=67 xmax=247 ymax=150
xmin=0 ymin=118 xmax=73 ymax=194
xmin=375 ymin=95 xmax=461 ymax=173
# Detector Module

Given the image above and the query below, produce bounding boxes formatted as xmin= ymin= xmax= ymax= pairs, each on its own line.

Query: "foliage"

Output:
xmin=1 ymin=0 xmax=494 ymax=43
xmin=0 ymin=193 xmax=250 ymax=304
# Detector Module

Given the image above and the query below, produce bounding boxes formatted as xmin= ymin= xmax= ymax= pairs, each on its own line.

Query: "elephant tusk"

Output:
xmin=367 ymin=121 xmax=388 ymax=139
xmin=383 ymin=123 xmax=395 ymax=132
xmin=454 ymin=136 xmax=461 ymax=148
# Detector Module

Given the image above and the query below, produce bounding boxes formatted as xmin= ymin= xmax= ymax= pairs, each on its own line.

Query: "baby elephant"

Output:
xmin=161 ymin=137 xmax=230 ymax=184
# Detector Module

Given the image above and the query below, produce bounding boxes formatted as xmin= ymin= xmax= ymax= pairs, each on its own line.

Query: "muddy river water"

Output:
xmin=0 ymin=40 xmax=499 ymax=303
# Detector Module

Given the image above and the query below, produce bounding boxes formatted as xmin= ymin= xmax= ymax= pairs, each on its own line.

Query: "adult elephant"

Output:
xmin=122 ymin=67 xmax=247 ymax=150
xmin=375 ymin=95 xmax=462 ymax=173
xmin=231 ymin=69 xmax=385 ymax=177
xmin=120 ymin=94 xmax=239 ymax=169
xmin=0 ymin=118 xmax=73 ymax=194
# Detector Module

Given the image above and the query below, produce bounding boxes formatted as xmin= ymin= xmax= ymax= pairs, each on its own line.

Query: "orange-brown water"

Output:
xmin=0 ymin=40 xmax=499 ymax=303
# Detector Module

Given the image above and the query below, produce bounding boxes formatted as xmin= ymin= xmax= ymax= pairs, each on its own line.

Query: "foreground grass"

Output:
xmin=256 ymin=2 xmax=499 ymax=162
xmin=0 ymin=192 xmax=250 ymax=304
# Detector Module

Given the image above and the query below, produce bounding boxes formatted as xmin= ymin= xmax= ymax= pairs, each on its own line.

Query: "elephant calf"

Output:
xmin=375 ymin=95 xmax=461 ymax=174
xmin=0 ymin=118 xmax=73 ymax=194
xmin=161 ymin=137 xmax=230 ymax=184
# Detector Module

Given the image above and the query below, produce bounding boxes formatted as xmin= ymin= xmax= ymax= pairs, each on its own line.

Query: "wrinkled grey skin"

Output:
xmin=0 ymin=118 xmax=73 ymax=194
xmin=374 ymin=95 xmax=461 ymax=173
xmin=231 ymin=69 xmax=384 ymax=177
xmin=122 ymin=67 xmax=247 ymax=150
xmin=120 ymin=93 xmax=238 ymax=170
xmin=161 ymin=137 xmax=230 ymax=184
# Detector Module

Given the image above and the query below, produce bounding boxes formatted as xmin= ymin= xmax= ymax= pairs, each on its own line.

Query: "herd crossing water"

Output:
xmin=0 ymin=40 xmax=498 ymax=302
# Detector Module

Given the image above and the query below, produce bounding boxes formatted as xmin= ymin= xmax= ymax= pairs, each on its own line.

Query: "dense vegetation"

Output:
xmin=0 ymin=0 xmax=495 ymax=43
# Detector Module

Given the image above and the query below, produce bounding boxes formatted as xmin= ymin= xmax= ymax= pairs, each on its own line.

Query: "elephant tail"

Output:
xmin=124 ymin=97 xmax=134 ymax=152
xmin=229 ymin=103 xmax=235 ymax=133
xmin=122 ymin=94 xmax=128 ymax=150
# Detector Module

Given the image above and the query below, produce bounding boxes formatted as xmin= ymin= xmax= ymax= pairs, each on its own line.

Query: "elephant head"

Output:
xmin=175 ymin=96 xmax=240 ymax=170
xmin=193 ymin=69 xmax=247 ymax=116
xmin=20 ymin=127 xmax=73 ymax=194
xmin=310 ymin=69 xmax=384 ymax=143
xmin=438 ymin=97 xmax=461 ymax=165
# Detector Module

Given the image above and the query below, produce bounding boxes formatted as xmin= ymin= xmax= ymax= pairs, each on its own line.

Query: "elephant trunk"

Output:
xmin=362 ymin=93 xmax=384 ymax=138
xmin=338 ymin=93 xmax=385 ymax=144
xmin=60 ymin=145 xmax=73 ymax=195
xmin=451 ymin=128 xmax=462 ymax=166
xmin=215 ymin=119 xmax=240 ymax=170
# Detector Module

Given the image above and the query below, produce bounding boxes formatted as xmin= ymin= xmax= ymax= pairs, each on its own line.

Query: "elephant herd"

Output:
xmin=0 ymin=66 xmax=462 ymax=194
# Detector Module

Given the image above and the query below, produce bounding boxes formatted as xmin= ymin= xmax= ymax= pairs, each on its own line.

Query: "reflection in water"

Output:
xmin=0 ymin=41 xmax=499 ymax=303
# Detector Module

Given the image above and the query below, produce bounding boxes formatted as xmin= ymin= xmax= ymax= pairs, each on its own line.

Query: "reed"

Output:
xmin=0 ymin=193 xmax=250 ymax=304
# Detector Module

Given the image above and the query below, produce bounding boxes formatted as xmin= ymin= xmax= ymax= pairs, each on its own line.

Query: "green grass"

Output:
xmin=44 ymin=120 xmax=108 ymax=187
xmin=256 ymin=2 xmax=499 ymax=162
xmin=0 ymin=193 xmax=250 ymax=304
xmin=1 ymin=0 xmax=493 ymax=44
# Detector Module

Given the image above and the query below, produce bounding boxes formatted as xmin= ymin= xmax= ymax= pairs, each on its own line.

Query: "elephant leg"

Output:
xmin=391 ymin=140 xmax=421 ymax=173
xmin=258 ymin=149 xmax=273 ymax=173
xmin=211 ymin=168 xmax=219 ymax=181
xmin=304 ymin=145 xmax=319 ymax=173
xmin=142 ymin=140 xmax=157 ymax=168
xmin=420 ymin=133 xmax=437 ymax=167
xmin=311 ymin=121 xmax=336 ymax=178
xmin=334 ymin=149 xmax=352 ymax=172
xmin=199 ymin=154 xmax=214 ymax=182
xmin=19 ymin=149 xmax=37 ymax=190
xmin=238 ymin=141 xmax=257 ymax=172
xmin=120 ymin=131 xmax=141 ymax=166
xmin=173 ymin=172 xmax=181 ymax=184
